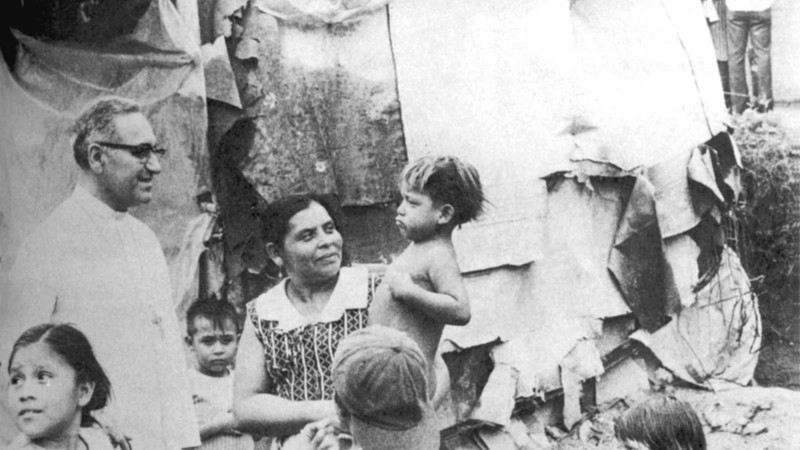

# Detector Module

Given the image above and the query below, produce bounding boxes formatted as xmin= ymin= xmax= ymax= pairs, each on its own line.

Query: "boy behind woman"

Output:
xmin=185 ymin=299 xmax=254 ymax=450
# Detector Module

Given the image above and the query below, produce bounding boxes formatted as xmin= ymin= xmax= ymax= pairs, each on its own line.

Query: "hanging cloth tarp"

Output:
xmin=254 ymin=0 xmax=391 ymax=26
xmin=230 ymin=1 xmax=402 ymax=205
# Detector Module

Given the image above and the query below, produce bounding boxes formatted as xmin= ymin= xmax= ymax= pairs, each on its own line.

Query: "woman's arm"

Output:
xmin=233 ymin=318 xmax=338 ymax=437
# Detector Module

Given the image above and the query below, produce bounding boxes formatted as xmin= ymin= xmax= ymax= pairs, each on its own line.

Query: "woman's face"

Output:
xmin=276 ymin=201 xmax=343 ymax=285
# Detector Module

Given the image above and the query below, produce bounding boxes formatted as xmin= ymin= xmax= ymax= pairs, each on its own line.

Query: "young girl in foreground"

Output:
xmin=369 ymin=155 xmax=486 ymax=405
xmin=6 ymin=323 xmax=114 ymax=450
xmin=615 ymin=394 xmax=707 ymax=450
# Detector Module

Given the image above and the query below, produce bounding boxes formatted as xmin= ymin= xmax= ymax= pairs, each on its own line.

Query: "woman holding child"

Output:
xmin=233 ymin=194 xmax=380 ymax=449
xmin=235 ymin=156 xmax=485 ymax=450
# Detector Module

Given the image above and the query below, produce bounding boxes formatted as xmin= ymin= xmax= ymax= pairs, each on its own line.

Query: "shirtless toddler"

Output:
xmin=369 ymin=155 xmax=486 ymax=406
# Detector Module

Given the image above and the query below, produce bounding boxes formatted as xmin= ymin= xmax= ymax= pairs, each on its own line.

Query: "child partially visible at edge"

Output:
xmin=615 ymin=394 xmax=707 ymax=450
xmin=369 ymin=154 xmax=486 ymax=407
xmin=185 ymin=298 xmax=255 ymax=450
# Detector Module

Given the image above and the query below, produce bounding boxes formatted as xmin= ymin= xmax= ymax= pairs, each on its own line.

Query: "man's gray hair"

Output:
xmin=71 ymin=97 xmax=142 ymax=169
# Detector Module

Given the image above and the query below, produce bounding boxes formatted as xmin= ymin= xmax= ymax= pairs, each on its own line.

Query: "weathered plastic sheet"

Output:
xmin=609 ymin=139 xmax=743 ymax=330
xmin=390 ymin=0 xmax=572 ymax=271
xmin=632 ymin=247 xmax=761 ymax=390
xmin=0 ymin=0 xmax=206 ymax=272
xmin=569 ymin=0 xmax=728 ymax=169
xmin=608 ymin=175 xmax=677 ymax=332
xmin=171 ymin=212 xmax=223 ymax=326
xmin=389 ymin=0 xmax=728 ymax=273
xmin=198 ymin=0 xmax=248 ymax=43
xmin=202 ymin=36 xmax=242 ymax=108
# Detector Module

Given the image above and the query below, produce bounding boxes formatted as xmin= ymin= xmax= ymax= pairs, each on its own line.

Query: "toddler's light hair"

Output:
xmin=401 ymin=155 xmax=486 ymax=227
xmin=615 ymin=395 xmax=706 ymax=450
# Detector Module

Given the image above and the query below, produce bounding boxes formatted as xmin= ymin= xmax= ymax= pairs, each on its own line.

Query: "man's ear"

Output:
xmin=184 ymin=335 xmax=193 ymax=347
xmin=77 ymin=381 xmax=96 ymax=409
xmin=437 ymin=204 xmax=455 ymax=226
xmin=87 ymin=143 xmax=105 ymax=174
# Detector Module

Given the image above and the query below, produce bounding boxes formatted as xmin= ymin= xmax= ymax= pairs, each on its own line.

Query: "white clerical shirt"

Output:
xmin=2 ymin=186 xmax=200 ymax=450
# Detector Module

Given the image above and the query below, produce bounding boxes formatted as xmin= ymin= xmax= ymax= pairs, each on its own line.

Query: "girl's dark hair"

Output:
xmin=615 ymin=395 xmax=707 ymax=450
xmin=262 ymin=193 xmax=343 ymax=248
xmin=8 ymin=323 xmax=112 ymax=427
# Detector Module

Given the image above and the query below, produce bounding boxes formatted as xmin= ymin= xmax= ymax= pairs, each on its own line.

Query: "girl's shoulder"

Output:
xmin=80 ymin=427 xmax=116 ymax=450
xmin=6 ymin=429 xmax=114 ymax=450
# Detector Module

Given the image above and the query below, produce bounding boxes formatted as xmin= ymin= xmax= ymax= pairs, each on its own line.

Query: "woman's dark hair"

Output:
xmin=8 ymin=323 xmax=112 ymax=427
xmin=615 ymin=395 xmax=707 ymax=450
xmin=262 ymin=193 xmax=343 ymax=248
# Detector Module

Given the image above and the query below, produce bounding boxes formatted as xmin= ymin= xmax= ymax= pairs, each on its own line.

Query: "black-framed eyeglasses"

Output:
xmin=93 ymin=141 xmax=167 ymax=161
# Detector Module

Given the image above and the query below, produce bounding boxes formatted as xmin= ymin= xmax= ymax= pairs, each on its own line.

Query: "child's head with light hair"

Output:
xmin=400 ymin=155 xmax=486 ymax=228
xmin=615 ymin=395 xmax=706 ymax=450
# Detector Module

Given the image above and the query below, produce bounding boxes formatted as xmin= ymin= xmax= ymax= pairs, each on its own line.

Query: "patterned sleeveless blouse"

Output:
xmin=246 ymin=266 xmax=383 ymax=401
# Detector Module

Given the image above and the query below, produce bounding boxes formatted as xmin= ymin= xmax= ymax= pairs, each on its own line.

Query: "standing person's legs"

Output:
xmin=749 ymin=9 xmax=772 ymax=112
xmin=726 ymin=10 xmax=750 ymax=114
xmin=718 ymin=61 xmax=731 ymax=109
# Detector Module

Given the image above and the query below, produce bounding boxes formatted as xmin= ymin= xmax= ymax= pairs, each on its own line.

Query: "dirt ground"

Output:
xmin=552 ymin=386 xmax=800 ymax=450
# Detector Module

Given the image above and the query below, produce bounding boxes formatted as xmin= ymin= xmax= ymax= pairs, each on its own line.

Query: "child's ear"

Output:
xmin=77 ymin=381 xmax=95 ymax=408
xmin=184 ymin=335 xmax=194 ymax=347
xmin=266 ymin=243 xmax=284 ymax=268
xmin=437 ymin=204 xmax=455 ymax=225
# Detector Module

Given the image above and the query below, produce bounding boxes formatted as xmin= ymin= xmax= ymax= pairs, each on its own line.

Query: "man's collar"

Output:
xmin=73 ymin=185 xmax=128 ymax=220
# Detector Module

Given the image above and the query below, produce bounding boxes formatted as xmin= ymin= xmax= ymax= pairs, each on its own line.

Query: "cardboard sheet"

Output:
xmin=633 ymin=247 xmax=761 ymax=390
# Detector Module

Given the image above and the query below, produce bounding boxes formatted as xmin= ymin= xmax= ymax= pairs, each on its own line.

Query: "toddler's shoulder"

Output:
xmin=425 ymin=239 xmax=458 ymax=261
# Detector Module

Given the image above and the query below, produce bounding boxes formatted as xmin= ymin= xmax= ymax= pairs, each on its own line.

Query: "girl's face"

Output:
xmin=271 ymin=201 xmax=343 ymax=286
xmin=7 ymin=342 xmax=93 ymax=443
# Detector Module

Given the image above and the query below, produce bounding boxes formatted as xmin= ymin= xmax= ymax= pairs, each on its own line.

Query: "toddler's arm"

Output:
xmin=387 ymin=247 xmax=470 ymax=325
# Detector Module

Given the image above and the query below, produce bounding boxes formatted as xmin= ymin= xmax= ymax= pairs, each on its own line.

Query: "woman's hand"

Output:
xmin=296 ymin=418 xmax=340 ymax=450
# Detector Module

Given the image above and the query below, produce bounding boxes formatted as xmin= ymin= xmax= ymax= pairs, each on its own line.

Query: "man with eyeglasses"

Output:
xmin=2 ymin=97 xmax=201 ymax=450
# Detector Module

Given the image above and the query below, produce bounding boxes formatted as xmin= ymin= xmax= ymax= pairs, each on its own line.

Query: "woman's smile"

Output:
xmin=278 ymin=201 xmax=344 ymax=283
xmin=317 ymin=252 xmax=340 ymax=263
